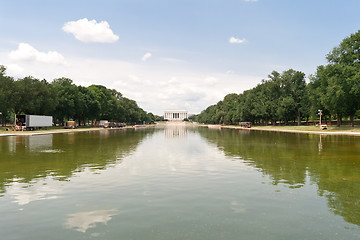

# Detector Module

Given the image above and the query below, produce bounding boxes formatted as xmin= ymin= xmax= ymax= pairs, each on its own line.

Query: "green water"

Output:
xmin=0 ymin=126 xmax=360 ymax=239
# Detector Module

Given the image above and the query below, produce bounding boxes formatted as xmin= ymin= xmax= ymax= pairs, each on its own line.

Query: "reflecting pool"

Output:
xmin=0 ymin=124 xmax=360 ymax=239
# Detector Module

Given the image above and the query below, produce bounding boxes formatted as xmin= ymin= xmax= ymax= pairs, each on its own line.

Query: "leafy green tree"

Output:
xmin=0 ymin=67 xmax=156 ymax=126
xmin=279 ymin=69 xmax=306 ymax=125
xmin=326 ymin=30 xmax=360 ymax=66
xmin=300 ymin=85 xmax=311 ymax=123
xmin=52 ymin=78 xmax=78 ymax=124
xmin=75 ymin=86 xmax=101 ymax=125
xmin=87 ymin=85 xmax=112 ymax=120
xmin=14 ymin=76 xmax=58 ymax=116
xmin=325 ymin=30 xmax=360 ymax=126
xmin=194 ymin=69 xmax=306 ymax=126
xmin=222 ymin=93 xmax=240 ymax=124
xmin=315 ymin=64 xmax=359 ymax=126
xmin=0 ymin=66 xmax=16 ymax=126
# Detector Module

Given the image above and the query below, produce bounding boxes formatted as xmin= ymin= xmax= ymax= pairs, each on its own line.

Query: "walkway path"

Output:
xmin=0 ymin=127 xmax=116 ymax=137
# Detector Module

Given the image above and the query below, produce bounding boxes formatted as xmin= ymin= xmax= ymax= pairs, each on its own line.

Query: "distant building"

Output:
xmin=164 ymin=110 xmax=188 ymax=121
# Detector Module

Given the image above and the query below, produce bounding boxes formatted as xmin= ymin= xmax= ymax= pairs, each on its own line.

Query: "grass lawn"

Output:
xmin=252 ymin=125 xmax=360 ymax=132
xmin=0 ymin=126 xmax=13 ymax=132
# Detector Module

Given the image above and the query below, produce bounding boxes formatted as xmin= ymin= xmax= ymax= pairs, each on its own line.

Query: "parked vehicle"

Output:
xmin=15 ymin=114 xmax=53 ymax=131
xmin=64 ymin=121 xmax=77 ymax=129
xmin=239 ymin=122 xmax=252 ymax=128
xmin=108 ymin=122 xmax=126 ymax=128
xmin=99 ymin=120 xmax=109 ymax=128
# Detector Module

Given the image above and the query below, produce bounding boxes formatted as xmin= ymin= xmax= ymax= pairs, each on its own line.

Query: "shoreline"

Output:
xmin=0 ymin=123 xmax=160 ymax=137
xmin=198 ymin=124 xmax=360 ymax=136
xmin=0 ymin=126 xmax=134 ymax=137
xmin=2 ymin=122 xmax=360 ymax=137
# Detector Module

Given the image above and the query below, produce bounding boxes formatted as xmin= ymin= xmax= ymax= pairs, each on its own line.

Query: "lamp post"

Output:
xmin=318 ymin=109 xmax=322 ymax=128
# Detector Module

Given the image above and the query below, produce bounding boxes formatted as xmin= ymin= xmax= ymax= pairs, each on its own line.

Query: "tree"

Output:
xmin=222 ymin=93 xmax=240 ymax=124
xmin=52 ymin=78 xmax=78 ymax=124
xmin=313 ymin=30 xmax=360 ymax=126
xmin=13 ymin=76 xmax=58 ymax=116
xmin=326 ymin=30 xmax=360 ymax=66
xmin=0 ymin=67 xmax=155 ymax=126
xmin=193 ymin=69 xmax=306 ymax=126
xmin=0 ymin=66 xmax=16 ymax=126
xmin=279 ymin=69 xmax=306 ymax=125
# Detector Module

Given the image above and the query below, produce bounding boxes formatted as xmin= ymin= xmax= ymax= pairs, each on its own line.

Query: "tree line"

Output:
xmin=0 ymin=68 xmax=162 ymax=126
xmin=191 ymin=30 xmax=360 ymax=127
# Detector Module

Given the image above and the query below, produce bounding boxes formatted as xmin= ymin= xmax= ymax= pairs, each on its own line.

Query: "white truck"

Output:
xmin=99 ymin=120 xmax=109 ymax=128
xmin=15 ymin=114 xmax=53 ymax=130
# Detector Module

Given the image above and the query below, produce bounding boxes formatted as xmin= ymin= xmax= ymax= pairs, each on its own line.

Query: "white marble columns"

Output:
xmin=164 ymin=110 xmax=188 ymax=120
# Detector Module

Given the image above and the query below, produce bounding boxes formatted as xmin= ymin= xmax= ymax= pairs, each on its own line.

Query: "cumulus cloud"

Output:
xmin=62 ymin=18 xmax=119 ymax=43
xmin=0 ymin=52 xmax=262 ymax=115
xmin=229 ymin=37 xmax=247 ymax=44
xmin=204 ymin=77 xmax=218 ymax=85
xmin=141 ymin=52 xmax=152 ymax=61
xmin=9 ymin=43 xmax=66 ymax=64
xmin=5 ymin=64 xmax=24 ymax=77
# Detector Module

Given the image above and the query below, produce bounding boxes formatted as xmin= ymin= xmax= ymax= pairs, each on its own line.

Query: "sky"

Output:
xmin=1 ymin=0 xmax=360 ymax=115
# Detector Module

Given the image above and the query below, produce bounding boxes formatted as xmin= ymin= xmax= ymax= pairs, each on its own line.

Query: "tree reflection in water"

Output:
xmin=1 ymin=126 xmax=360 ymax=230
xmin=197 ymin=127 xmax=360 ymax=227
xmin=0 ymin=128 xmax=157 ymax=197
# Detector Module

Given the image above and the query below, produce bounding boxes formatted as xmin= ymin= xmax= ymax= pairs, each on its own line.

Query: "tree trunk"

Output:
xmin=350 ymin=114 xmax=354 ymax=127
xmin=297 ymin=108 xmax=301 ymax=126
xmin=337 ymin=114 xmax=341 ymax=127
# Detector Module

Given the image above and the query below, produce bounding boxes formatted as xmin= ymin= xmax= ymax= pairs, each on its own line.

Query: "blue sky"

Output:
xmin=1 ymin=0 xmax=360 ymax=115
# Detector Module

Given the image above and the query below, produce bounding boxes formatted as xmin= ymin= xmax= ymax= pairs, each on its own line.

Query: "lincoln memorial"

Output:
xmin=164 ymin=110 xmax=188 ymax=121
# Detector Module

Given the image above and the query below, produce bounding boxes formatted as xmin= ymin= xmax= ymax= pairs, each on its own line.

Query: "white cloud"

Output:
xmin=5 ymin=64 xmax=24 ymax=77
xmin=141 ymin=52 xmax=152 ymax=61
xmin=204 ymin=76 xmax=218 ymax=85
xmin=9 ymin=43 xmax=66 ymax=64
xmin=229 ymin=37 xmax=246 ymax=44
xmin=0 ymin=51 xmax=262 ymax=115
xmin=128 ymin=74 xmax=141 ymax=82
xmin=62 ymin=18 xmax=119 ymax=43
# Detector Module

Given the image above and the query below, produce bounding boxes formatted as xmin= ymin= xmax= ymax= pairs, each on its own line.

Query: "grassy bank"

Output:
xmin=0 ymin=126 xmax=105 ymax=136
xmin=0 ymin=124 xmax=157 ymax=136
xmin=218 ymin=124 xmax=360 ymax=136
xmin=253 ymin=125 xmax=360 ymax=132
xmin=0 ymin=125 xmax=94 ymax=132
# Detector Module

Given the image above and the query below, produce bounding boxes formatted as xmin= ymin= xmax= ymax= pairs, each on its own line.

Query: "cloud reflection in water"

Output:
xmin=64 ymin=209 xmax=118 ymax=233
xmin=8 ymin=179 xmax=63 ymax=206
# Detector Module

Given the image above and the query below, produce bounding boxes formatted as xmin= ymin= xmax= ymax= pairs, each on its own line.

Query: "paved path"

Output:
xmin=0 ymin=127 xmax=114 ymax=137
xmin=2 ymin=122 xmax=360 ymax=137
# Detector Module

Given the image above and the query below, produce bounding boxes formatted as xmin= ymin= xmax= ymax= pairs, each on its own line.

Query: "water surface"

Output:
xmin=0 ymin=125 xmax=359 ymax=239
